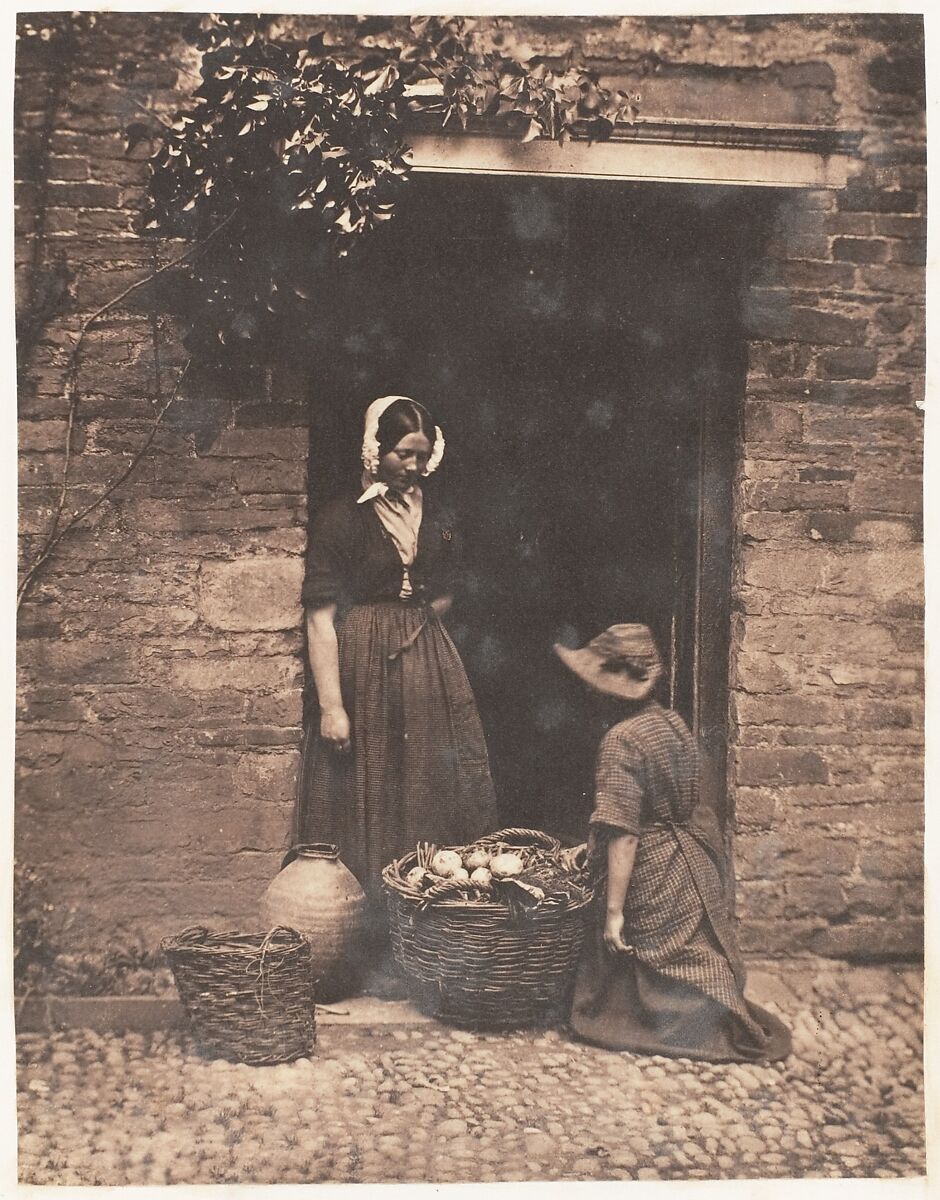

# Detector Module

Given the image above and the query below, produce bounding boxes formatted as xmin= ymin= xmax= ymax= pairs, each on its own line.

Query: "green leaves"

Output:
xmin=522 ymin=118 xmax=542 ymax=144
xmin=140 ymin=13 xmax=641 ymax=364
xmin=140 ymin=15 xmax=414 ymax=356
xmin=362 ymin=62 xmax=399 ymax=96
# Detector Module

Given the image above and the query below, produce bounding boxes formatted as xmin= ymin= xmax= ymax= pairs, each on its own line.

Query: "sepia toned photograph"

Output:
xmin=12 ymin=6 xmax=926 ymax=1188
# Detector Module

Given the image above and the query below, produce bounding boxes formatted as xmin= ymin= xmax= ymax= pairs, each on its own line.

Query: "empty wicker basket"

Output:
xmin=161 ymin=925 xmax=316 ymax=1064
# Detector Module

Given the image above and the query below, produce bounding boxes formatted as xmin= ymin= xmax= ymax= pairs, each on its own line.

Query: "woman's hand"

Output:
xmin=430 ymin=592 xmax=453 ymax=620
xmin=307 ymin=605 xmax=350 ymax=753
xmin=320 ymin=705 xmax=351 ymax=754
xmin=603 ymin=910 xmax=633 ymax=955
xmin=602 ymin=833 xmax=638 ymax=956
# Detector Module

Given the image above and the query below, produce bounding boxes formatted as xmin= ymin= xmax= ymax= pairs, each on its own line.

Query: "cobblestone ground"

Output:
xmin=17 ymin=967 xmax=924 ymax=1185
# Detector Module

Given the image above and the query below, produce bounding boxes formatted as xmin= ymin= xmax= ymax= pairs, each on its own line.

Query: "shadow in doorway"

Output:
xmin=305 ymin=175 xmax=771 ymax=839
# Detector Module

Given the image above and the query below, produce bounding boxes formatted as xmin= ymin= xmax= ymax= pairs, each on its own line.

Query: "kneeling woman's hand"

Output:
xmin=604 ymin=910 xmax=634 ymax=955
xmin=603 ymin=831 xmax=638 ymax=954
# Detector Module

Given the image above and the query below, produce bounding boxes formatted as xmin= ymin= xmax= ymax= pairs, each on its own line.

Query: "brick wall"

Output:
xmin=733 ymin=177 xmax=924 ymax=960
xmin=15 ymin=14 xmax=924 ymax=961
xmin=15 ymin=14 xmax=310 ymax=948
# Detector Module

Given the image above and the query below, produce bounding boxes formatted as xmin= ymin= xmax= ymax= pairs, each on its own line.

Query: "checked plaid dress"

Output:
xmin=584 ymin=702 xmax=770 ymax=1046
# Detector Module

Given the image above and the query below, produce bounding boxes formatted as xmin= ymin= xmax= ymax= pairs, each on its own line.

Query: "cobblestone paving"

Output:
xmin=16 ymin=968 xmax=924 ymax=1184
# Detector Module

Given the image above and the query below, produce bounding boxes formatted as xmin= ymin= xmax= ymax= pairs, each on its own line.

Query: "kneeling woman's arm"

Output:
xmin=604 ymin=832 xmax=639 ymax=954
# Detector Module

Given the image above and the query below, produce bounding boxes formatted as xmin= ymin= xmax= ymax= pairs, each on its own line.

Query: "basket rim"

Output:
xmin=160 ymin=925 xmax=309 ymax=955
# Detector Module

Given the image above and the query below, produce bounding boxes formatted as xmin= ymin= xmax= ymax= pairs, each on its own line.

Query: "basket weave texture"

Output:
xmin=161 ymin=925 xmax=316 ymax=1064
xmin=382 ymin=827 xmax=594 ymax=1029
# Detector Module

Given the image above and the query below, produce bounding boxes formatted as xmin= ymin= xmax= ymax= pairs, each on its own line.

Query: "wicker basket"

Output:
xmin=161 ymin=925 xmax=316 ymax=1064
xmin=382 ymin=827 xmax=594 ymax=1030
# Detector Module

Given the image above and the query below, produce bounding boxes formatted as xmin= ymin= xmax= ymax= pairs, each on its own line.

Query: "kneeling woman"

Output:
xmin=555 ymin=624 xmax=790 ymax=1062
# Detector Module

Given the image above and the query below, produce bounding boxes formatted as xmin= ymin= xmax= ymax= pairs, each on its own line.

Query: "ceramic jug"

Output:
xmin=259 ymin=843 xmax=370 ymax=1002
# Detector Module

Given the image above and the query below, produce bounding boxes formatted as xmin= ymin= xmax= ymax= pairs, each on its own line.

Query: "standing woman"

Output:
xmin=555 ymin=624 xmax=791 ymax=1062
xmin=298 ymin=396 xmax=498 ymax=917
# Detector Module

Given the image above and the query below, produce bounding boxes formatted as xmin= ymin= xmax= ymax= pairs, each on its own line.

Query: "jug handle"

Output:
xmin=279 ymin=842 xmax=341 ymax=871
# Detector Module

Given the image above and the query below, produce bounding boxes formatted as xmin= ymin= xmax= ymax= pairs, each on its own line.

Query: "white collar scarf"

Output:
xmin=357 ymin=477 xmax=396 ymax=505
xmin=357 ymin=471 xmax=417 ymax=506
xmin=360 ymin=472 xmax=423 ymax=599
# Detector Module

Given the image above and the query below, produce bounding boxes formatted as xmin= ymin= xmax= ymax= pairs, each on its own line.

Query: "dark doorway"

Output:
xmin=305 ymin=174 xmax=766 ymax=841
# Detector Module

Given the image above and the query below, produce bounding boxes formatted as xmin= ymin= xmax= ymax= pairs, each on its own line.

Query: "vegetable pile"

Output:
xmin=397 ymin=839 xmax=590 ymax=913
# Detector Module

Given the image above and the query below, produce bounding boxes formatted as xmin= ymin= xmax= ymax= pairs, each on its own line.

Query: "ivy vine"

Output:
xmin=139 ymin=14 xmax=643 ymax=360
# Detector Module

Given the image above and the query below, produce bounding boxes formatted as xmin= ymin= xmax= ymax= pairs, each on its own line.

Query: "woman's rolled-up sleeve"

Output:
xmin=301 ymin=503 xmax=350 ymax=608
xmin=589 ymin=728 xmax=645 ymax=838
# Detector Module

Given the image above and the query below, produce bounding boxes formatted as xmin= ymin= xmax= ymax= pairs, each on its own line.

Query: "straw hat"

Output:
xmin=553 ymin=624 xmax=663 ymax=702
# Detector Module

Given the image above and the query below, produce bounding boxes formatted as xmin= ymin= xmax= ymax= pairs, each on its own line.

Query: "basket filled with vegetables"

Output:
xmin=382 ymin=827 xmax=593 ymax=1029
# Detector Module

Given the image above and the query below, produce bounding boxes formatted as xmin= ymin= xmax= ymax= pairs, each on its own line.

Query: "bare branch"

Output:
xmin=33 ymin=207 xmax=240 ymax=565
xmin=17 ymin=358 xmax=193 ymax=612
xmin=124 ymin=91 xmax=175 ymax=130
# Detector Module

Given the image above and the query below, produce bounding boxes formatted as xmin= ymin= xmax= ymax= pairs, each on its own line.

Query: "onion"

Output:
xmin=489 ymin=851 xmax=525 ymax=879
xmin=404 ymin=866 xmax=430 ymax=890
xmin=430 ymin=849 xmax=464 ymax=878
xmin=464 ymin=846 xmax=491 ymax=872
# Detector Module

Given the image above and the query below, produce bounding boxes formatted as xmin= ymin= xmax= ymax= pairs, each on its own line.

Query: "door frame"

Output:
xmin=407 ymin=115 xmax=861 ymax=189
xmin=309 ymin=118 xmax=859 ymax=829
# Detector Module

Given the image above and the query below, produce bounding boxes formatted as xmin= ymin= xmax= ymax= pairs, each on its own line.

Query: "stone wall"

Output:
xmin=15 ymin=14 xmax=924 ymax=960
xmin=732 ymin=173 xmax=925 ymax=959
xmin=15 ymin=14 xmax=310 ymax=948
xmin=726 ymin=20 xmax=925 ymax=960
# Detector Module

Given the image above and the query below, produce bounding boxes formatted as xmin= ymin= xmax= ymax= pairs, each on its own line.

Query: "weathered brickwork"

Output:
xmin=16 ymin=14 xmax=923 ymax=961
xmin=724 ymin=15 xmax=924 ymax=961
xmin=15 ymin=15 xmax=308 ymax=948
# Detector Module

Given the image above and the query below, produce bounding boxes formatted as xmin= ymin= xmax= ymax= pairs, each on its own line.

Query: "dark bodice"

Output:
xmin=301 ymin=490 xmax=461 ymax=610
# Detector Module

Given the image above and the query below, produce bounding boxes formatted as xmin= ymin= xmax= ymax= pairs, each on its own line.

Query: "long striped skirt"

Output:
xmin=297 ymin=602 xmax=499 ymax=899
